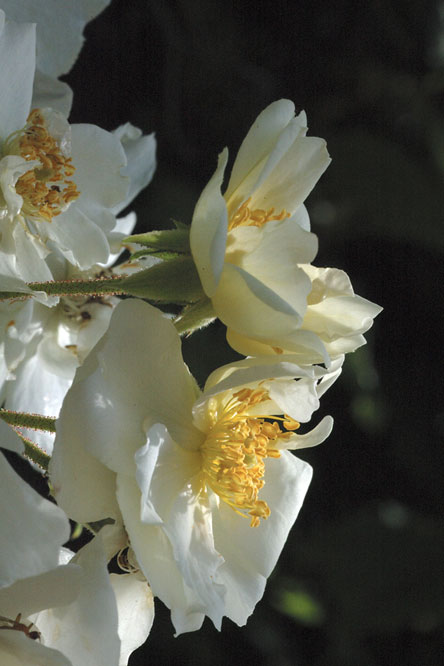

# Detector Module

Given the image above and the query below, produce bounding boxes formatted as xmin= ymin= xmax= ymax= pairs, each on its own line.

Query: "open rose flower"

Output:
xmin=190 ymin=99 xmax=381 ymax=364
xmin=0 ymin=10 xmax=153 ymax=284
xmin=50 ymin=299 xmax=342 ymax=634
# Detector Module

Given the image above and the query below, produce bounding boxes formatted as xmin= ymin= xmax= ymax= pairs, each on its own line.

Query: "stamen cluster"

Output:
xmin=5 ymin=109 xmax=80 ymax=222
xmin=201 ymin=388 xmax=297 ymax=527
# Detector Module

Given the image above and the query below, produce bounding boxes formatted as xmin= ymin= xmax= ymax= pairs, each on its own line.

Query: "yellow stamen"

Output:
xmin=228 ymin=196 xmax=290 ymax=231
xmin=201 ymin=388 xmax=296 ymax=527
xmin=5 ymin=109 xmax=80 ymax=222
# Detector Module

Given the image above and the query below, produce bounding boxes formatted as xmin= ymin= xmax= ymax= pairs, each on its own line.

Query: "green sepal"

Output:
xmin=124 ymin=228 xmax=190 ymax=254
xmin=172 ymin=219 xmax=189 ymax=230
xmin=129 ymin=248 xmax=184 ymax=261
xmin=174 ymin=297 xmax=216 ymax=335
xmin=121 ymin=256 xmax=205 ymax=304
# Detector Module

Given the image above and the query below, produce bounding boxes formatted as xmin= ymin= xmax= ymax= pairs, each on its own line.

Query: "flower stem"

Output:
xmin=0 ymin=277 xmax=128 ymax=300
xmin=0 ymin=409 xmax=56 ymax=432
xmin=18 ymin=433 xmax=51 ymax=472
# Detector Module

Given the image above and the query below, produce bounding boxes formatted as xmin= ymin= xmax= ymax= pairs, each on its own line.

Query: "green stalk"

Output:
xmin=0 ymin=409 xmax=56 ymax=432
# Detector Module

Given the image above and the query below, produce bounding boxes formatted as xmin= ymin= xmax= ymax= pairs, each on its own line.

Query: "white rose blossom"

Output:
xmin=0 ymin=422 xmax=154 ymax=665
xmin=50 ymin=299 xmax=342 ymax=634
xmin=0 ymin=10 xmax=153 ymax=285
xmin=190 ymin=99 xmax=381 ymax=365
xmin=0 ymin=93 xmax=157 ymax=452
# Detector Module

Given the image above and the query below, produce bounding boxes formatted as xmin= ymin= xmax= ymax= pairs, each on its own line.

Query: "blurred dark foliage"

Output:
xmin=63 ymin=0 xmax=444 ymax=663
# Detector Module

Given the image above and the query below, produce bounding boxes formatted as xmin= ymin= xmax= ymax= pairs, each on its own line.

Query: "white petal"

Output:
xmin=0 ymin=563 xmax=82 ymax=618
xmin=0 ymin=453 xmax=70 ymax=587
xmin=0 ymin=419 xmax=23 ymax=454
xmin=110 ymin=574 xmax=154 ymax=666
xmin=190 ymin=149 xmax=229 ymax=296
xmin=251 ymin=135 xmax=331 ymax=215
xmin=212 ymin=552 xmax=266 ymax=627
xmin=225 ymin=100 xmax=296 ymax=203
xmin=0 ymin=631 xmax=72 ymax=666
xmin=135 ymin=425 xmax=225 ymax=628
xmin=212 ymin=451 xmax=312 ymax=579
xmin=116 ymin=473 xmax=205 ymax=635
xmin=280 ymin=415 xmax=334 ymax=450
xmin=32 ymin=71 xmax=73 ymax=116
xmin=80 ymin=299 xmax=201 ymax=474
xmin=0 ymin=11 xmax=35 ymax=137
xmin=112 ymin=124 xmax=156 ymax=214
xmin=1 ymin=0 xmax=111 ymax=78
xmin=69 ymin=124 xmax=128 ymax=216
xmin=212 ymin=263 xmax=308 ymax=339
xmin=50 ymin=379 xmax=121 ymax=524
xmin=47 ymin=207 xmax=111 ymax=269
xmin=33 ymin=537 xmax=120 ymax=666
xmin=226 ymin=326 xmax=330 ymax=366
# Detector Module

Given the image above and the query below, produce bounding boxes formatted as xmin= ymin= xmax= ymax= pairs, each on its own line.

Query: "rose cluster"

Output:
xmin=0 ymin=2 xmax=381 ymax=664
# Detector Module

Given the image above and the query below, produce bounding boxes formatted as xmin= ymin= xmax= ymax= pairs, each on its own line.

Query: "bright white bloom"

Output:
xmin=0 ymin=10 xmax=148 ymax=284
xmin=1 ymin=0 xmax=111 ymax=116
xmin=190 ymin=99 xmax=381 ymax=365
xmin=0 ymin=118 xmax=156 ymax=453
xmin=0 ymin=424 xmax=153 ymax=665
xmin=51 ymin=299 xmax=342 ymax=634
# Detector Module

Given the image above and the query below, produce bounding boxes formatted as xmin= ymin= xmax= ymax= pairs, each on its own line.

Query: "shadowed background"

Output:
xmin=64 ymin=1 xmax=444 ymax=664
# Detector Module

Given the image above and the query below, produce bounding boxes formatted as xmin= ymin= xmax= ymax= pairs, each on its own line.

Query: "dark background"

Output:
xmin=64 ymin=1 xmax=444 ymax=664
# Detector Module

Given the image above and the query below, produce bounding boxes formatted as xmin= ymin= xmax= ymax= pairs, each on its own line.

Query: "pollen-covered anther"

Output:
xmin=7 ymin=109 xmax=80 ymax=222
xmin=201 ymin=387 xmax=291 ymax=527
xmin=228 ymin=196 xmax=290 ymax=231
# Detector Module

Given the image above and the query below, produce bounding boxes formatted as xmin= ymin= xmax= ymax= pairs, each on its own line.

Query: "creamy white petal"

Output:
xmin=135 ymin=425 xmax=225 ymax=628
xmin=47 ymin=207 xmax=111 ymax=269
xmin=0 ymin=11 xmax=35 ymax=137
xmin=279 ymin=415 xmax=334 ymax=450
xmin=0 ymin=420 xmax=23 ymax=454
xmin=0 ymin=564 xmax=82 ymax=618
xmin=225 ymin=100 xmax=296 ymax=202
xmin=212 ymin=263 xmax=308 ymax=339
xmin=50 ymin=366 xmax=121 ymax=523
xmin=190 ymin=149 xmax=229 ymax=296
xmin=32 ymin=71 xmax=73 ymax=116
xmin=0 ymin=453 xmax=70 ymax=587
xmin=226 ymin=326 xmax=330 ymax=366
xmin=116 ymin=473 xmax=205 ymax=635
xmin=0 ymin=631 xmax=71 ymax=666
xmin=251 ymin=136 xmax=331 ymax=215
xmin=69 ymin=124 xmax=128 ymax=216
xmin=32 ymin=537 xmax=120 ymax=666
xmin=110 ymin=573 xmax=154 ymax=666
xmin=112 ymin=124 xmax=156 ymax=215
xmin=1 ymin=0 xmax=111 ymax=78
xmin=212 ymin=451 xmax=312 ymax=579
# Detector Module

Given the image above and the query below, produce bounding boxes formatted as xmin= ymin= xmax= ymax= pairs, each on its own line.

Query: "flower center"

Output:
xmin=201 ymin=388 xmax=299 ymax=527
xmin=4 ymin=109 xmax=80 ymax=222
xmin=228 ymin=196 xmax=290 ymax=231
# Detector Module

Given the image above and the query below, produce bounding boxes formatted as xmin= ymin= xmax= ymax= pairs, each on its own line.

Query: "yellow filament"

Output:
xmin=228 ymin=196 xmax=290 ymax=231
xmin=7 ymin=109 xmax=80 ymax=222
xmin=201 ymin=388 xmax=297 ymax=527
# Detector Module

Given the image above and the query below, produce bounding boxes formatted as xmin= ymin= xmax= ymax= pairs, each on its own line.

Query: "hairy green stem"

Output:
xmin=0 ymin=409 xmax=56 ymax=432
xmin=0 ymin=277 xmax=128 ymax=300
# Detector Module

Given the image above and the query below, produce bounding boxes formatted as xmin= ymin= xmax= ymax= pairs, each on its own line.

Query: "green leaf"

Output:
xmin=121 ymin=256 xmax=204 ymax=304
xmin=124 ymin=228 xmax=190 ymax=254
